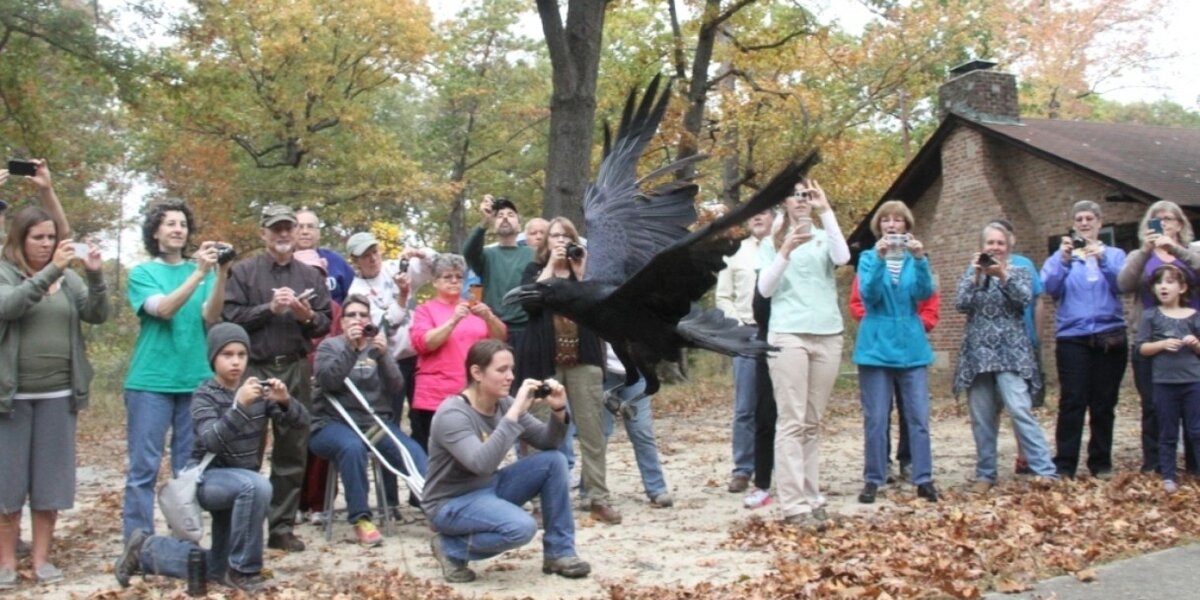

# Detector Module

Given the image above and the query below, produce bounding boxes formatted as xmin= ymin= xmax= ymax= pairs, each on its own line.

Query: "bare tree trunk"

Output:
xmin=675 ymin=0 xmax=721 ymax=181
xmin=449 ymin=186 xmax=468 ymax=251
xmin=537 ymin=0 xmax=607 ymax=232
xmin=719 ymin=68 xmax=741 ymax=207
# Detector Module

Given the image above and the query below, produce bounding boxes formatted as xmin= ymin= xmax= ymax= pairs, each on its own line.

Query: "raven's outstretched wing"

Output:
xmin=584 ymin=76 xmax=699 ymax=287
xmin=604 ymin=152 xmax=821 ymax=324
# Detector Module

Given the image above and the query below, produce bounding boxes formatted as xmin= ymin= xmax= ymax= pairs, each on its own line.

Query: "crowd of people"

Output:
xmin=718 ymin=188 xmax=1199 ymax=534
xmin=0 ymin=161 xmax=1194 ymax=592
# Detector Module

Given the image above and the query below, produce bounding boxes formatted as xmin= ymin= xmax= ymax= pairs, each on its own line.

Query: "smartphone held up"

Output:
xmin=7 ymin=159 xmax=36 ymax=177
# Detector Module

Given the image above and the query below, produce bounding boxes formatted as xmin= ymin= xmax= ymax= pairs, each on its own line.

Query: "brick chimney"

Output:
xmin=938 ymin=60 xmax=1019 ymax=123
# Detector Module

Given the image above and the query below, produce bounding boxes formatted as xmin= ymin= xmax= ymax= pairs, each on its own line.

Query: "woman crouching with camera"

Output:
xmin=955 ymin=223 xmax=1058 ymax=493
xmin=424 ymin=339 xmax=590 ymax=583
xmin=309 ymin=294 xmax=427 ymax=547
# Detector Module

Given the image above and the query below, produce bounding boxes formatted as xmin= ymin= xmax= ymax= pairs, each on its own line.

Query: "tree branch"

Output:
xmin=462 ymin=115 xmax=550 ymax=172
xmin=713 ymin=0 xmax=759 ymax=27
xmin=711 ymin=68 xmax=791 ymax=98
xmin=719 ymin=25 xmax=808 ymax=52
xmin=536 ymin=0 xmax=572 ymax=87
xmin=667 ymin=0 xmax=688 ymax=80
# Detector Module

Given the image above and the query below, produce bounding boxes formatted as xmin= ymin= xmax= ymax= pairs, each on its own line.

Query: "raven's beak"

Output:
xmin=503 ymin=285 xmax=542 ymax=306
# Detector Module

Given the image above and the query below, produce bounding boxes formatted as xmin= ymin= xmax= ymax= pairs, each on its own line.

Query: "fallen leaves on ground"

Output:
xmin=607 ymin=475 xmax=1200 ymax=599
xmin=90 ymin=568 xmax=468 ymax=600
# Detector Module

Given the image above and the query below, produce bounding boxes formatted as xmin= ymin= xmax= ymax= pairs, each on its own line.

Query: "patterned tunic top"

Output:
xmin=953 ymin=264 xmax=1041 ymax=395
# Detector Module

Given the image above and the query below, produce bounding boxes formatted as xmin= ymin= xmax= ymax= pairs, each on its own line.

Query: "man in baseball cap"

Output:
xmin=461 ymin=194 xmax=534 ymax=350
xmin=222 ymin=201 xmax=331 ymax=553
xmin=261 ymin=204 xmax=298 ymax=228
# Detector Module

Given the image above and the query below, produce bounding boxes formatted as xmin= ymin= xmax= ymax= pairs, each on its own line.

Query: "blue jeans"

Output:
xmin=860 ymin=366 xmax=933 ymax=485
xmin=431 ymin=451 xmax=575 ymax=562
xmin=1154 ymin=382 xmax=1200 ymax=481
xmin=967 ymin=372 xmax=1057 ymax=482
xmin=139 ymin=467 xmax=272 ymax=578
xmin=308 ymin=421 xmax=428 ymax=523
xmin=601 ymin=372 xmax=669 ymax=499
xmin=122 ymin=390 xmax=194 ymax=541
xmin=731 ymin=355 xmax=757 ymax=477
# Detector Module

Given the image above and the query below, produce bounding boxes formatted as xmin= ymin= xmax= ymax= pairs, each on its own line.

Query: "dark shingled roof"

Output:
xmin=847 ymin=114 xmax=1200 ymax=254
xmin=977 ymin=117 xmax=1200 ymax=204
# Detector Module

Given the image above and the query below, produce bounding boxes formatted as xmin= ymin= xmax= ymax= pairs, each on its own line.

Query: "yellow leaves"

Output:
xmin=159 ymin=0 xmax=434 ymax=172
xmin=369 ymin=222 xmax=404 ymax=258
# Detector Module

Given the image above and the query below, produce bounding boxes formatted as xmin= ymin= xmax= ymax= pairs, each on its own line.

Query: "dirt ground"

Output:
xmin=7 ymin=378 xmax=1150 ymax=599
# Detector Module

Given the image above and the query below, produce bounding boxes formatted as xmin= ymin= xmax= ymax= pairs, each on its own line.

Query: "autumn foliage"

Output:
xmin=640 ymin=475 xmax=1198 ymax=599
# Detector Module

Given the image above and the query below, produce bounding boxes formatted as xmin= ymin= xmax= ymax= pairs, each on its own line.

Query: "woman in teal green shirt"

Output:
xmin=757 ymin=179 xmax=850 ymax=530
xmin=121 ymin=202 xmax=230 ymax=542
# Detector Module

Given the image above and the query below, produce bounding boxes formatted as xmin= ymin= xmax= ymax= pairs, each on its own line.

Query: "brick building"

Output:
xmin=846 ymin=61 xmax=1200 ymax=390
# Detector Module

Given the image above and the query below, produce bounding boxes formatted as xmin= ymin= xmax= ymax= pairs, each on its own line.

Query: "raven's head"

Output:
xmin=503 ymin=279 xmax=560 ymax=309
xmin=503 ymin=277 xmax=600 ymax=316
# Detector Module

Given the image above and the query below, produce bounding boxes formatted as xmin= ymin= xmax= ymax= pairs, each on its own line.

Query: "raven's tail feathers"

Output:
xmin=675 ymin=306 xmax=775 ymax=358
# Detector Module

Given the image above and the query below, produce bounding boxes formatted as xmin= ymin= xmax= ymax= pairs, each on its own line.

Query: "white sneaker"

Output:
xmin=309 ymin=511 xmax=326 ymax=526
xmin=743 ymin=488 xmax=772 ymax=509
xmin=1164 ymin=479 xmax=1180 ymax=494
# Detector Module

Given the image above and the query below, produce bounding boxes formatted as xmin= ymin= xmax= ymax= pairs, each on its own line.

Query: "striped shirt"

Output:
xmin=190 ymin=378 xmax=310 ymax=470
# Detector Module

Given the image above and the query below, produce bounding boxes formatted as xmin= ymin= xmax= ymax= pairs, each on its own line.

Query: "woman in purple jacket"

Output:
xmin=1040 ymin=200 xmax=1127 ymax=479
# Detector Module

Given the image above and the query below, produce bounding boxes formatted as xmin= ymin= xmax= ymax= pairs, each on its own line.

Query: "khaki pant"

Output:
xmin=767 ymin=332 xmax=842 ymax=518
xmin=248 ymin=359 xmax=312 ymax=536
xmin=556 ymin=364 xmax=608 ymax=504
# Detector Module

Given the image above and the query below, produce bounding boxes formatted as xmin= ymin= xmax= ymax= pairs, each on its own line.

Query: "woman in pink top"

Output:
xmin=410 ymin=254 xmax=506 ymax=449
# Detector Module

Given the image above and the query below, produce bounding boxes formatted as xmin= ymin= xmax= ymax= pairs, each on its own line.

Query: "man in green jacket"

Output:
xmin=462 ymin=195 xmax=534 ymax=351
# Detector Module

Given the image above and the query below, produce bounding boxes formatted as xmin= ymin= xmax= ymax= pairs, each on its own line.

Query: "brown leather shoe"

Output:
xmin=589 ymin=502 xmax=622 ymax=525
xmin=267 ymin=531 xmax=306 ymax=552
xmin=728 ymin=474 xmax=750 ymax=493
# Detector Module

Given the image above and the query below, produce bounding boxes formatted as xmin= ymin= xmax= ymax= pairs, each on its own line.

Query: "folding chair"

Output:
xmin=320 ymin=377 xmax=425 ymax=542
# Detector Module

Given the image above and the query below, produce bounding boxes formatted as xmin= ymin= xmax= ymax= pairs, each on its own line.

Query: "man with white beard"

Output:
xmin=222 ymin=204 xmax=333 ymax=553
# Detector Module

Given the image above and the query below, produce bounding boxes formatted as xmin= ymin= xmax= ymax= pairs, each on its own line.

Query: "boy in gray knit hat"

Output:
xmin=115 ymin=322 xmax=310 ymax=593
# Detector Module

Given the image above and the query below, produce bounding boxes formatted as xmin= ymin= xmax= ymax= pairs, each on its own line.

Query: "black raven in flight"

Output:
xmin=504 ymin=76 xmax=818 ymax=411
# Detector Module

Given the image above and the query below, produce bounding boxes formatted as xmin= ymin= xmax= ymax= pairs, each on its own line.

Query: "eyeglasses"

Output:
xmin=343 ymin=311 xmax=370 ymax=319
xmin=1157 ymin=215 xmax=1180 ymax=222
xmin=548 ymin=233 xmax=571 ymax=239
xmin=438 ymin=273 xmax=464 ymax=281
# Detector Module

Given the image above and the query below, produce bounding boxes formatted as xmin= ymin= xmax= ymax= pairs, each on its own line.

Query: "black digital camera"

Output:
xmin=259 ymin=378 xmax=282 ymax=398
xmin=1070 ymin=232 xmax=1087 ymax=250
xmin=398 ymin=258 xmax=410 ymax=272
xmin=534 ymin=382 xmax=553 ymax=398
xmin=978 ymin=253 xmax=996 ymax=267
xmin=565 ymin=243 xmax=585 ymax=260
xmin=216 ymin=245 xmax=237 ymax=265
xmin=362 ymin=323 xmax=379 ymax=338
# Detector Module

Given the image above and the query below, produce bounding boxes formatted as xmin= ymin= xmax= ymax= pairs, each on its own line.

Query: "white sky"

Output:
xmin=433 ymin=0 xmax=1198 ymax=107
xmin=102 ymin=0 xmax=1200 ymax=262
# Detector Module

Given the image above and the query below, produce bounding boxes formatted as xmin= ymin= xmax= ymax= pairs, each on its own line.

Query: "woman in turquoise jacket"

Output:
xmin=853 ymin=200 xmax=937 ymax=505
